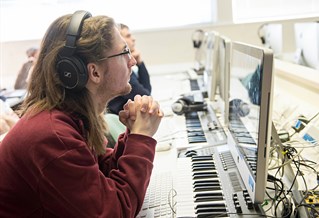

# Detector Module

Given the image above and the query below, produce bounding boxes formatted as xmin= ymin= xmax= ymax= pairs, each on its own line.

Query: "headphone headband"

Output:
xmin=60 ymin=10 xmax=92 ymax=57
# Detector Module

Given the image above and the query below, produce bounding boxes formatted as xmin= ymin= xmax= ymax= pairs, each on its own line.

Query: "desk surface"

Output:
xmin=149 ymin=65 xmax=319 ymax=217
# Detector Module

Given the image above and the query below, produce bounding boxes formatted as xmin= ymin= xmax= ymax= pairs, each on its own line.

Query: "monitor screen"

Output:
xmin=294 ymin=22 xmax=319 ymax=70
xmin=217 ymin=35 xmax=231 ymax=126
xmin=228 ymin=41 xmax=274 ymax=203
xmin=263 ymin=23 xmax=283 ymax=57
xmin=202 ymin=31 xmax=220 ymax=102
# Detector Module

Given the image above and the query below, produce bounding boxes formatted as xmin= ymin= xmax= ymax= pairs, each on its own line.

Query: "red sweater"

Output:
xmin=0 ymin=110 xmax=156 ymax=217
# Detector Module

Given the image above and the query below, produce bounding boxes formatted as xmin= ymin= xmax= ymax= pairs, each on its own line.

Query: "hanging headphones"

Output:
xmin=56 ymin=10 xmax=92 ymax=91
xmin=192 ymin=29 xmax=205 ymax=49
xmin=257 ymin=23 xmax=268 ymax=45
xmin=229 ymin=98 xmax=250 ymax=117
xmin=171 ymin=97 xmax=207 ymax=115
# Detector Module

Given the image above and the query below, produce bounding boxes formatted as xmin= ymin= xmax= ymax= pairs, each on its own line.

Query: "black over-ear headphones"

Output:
xmin=56 ymin=10 xmax=92 ymax=91
xmin=171 ymin=97 xmax=207 ymax=115
xmin=192 ymin=29 xmax=205 ymax=49
xmin=258 ymin=23 xmax=268 ymax=45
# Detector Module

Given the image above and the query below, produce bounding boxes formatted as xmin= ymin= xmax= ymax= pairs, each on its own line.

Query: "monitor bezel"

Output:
xmin=217 ymin=35 xmax=231 ymax=127
xmin=202 ymin=31 xmax=220 ymax=102
xmin=227 ymin=41 xmax=274 ymax=203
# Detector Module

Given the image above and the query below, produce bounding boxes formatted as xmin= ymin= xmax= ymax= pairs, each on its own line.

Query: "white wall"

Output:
xmin=0 ymin=16 xmax=317 ymax=89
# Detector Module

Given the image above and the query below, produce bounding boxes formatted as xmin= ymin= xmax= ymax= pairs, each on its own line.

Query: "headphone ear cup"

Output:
xmin=171 ymin=99 xmax=187 ymax=115
xmin=229 ymin=99 xmax=250 ymax=117
xmin=56 ymin=56 xmax=88 ymax=91
xmin=171 ymin=98 xmax=207 ymax=115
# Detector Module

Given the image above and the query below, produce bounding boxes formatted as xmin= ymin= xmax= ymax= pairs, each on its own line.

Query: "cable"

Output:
xmin=168 ymin=188 xmax=177 ymax=214
xmin=266 ymin=174 xmax=287 ymax=216
xmin=268 ymin=145 xmax=303 ymax=170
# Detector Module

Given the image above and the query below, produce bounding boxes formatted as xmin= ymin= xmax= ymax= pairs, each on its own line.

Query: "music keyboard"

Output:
xmin=176 ymin=146 xmax=267 ymax=217
xmin=137 ymin=146 xmax=266 ymax=217
xmin=184 ymin=107 xmax=227 ymax=148
xmin=175 ymin=156 xmax=229 ymax=217
xmin=136 ymin=172 xmax=175 ymax=218
xmin=137 ymin=109 xmax=266 ymax=217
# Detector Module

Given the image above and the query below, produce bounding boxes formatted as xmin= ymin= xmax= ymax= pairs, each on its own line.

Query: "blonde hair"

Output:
xmin=19 ymin=13 xmax=116 ymax=155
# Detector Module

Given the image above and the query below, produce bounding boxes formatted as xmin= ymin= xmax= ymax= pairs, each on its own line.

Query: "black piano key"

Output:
xmin=193 ymin=182 xmax=220 ymax=188
xmin=188 ymin=137 xmax=207 ymax=143
xmin=196 ymin=207 xmax=227 ymax=213
xmin=193 ymin=185 xmax=221 ymax=192
xmin=185 ymin=111 xmax=199 ymax=118
xmin=194 ymin=191 xmax=224 ymax=204
xmin=188 ymin=132 xmax=205 ymax=137
xmin=187 ymin=128 xmax=204 ymax=132
xmin=249 ymin=162 xmax=257 ymax=167
xmin=195 ymin=203 xmax=227 ymax=211
xmin=193 ymin=171 xmax=217 ymax=176
xmin=195 ymin=195 xmax=224 ymax=202
xmin=197 ymin=211 xmax=229 ymax=218
xmin=186 ymin=119 xmax=201 ymax=123
xmin=192 ymin=159 xmax=215 ymax=163
xmin=192 ymin=168 xmax=215 ymax=172
xmin=192 ymin=162 xmax=215 ymax=167
xmin=192 ymin=156 xmax=213 ymax=161
xmin=192 ymin=166 xmax=216 ymax=172
xmin=193 ymin=179 xmax=220 ymax=185
xmin=193 ymin=172 xmax=218 ymax=179
xmin=186 ymin=123 xmax=201 ymax=127
xmin=237 ymin=137 xmax=256 ymax=144
xmin=194 ymin=192 xmax=224 ymax=199
xmin=187 ymin=120 xmax=200 ymax=123
xmin=196 ymin=202 xmax=226 ymax=207
xmin=192 ymin=167 xmax=216 ymax=172
xmin=186 ymin=122 xmax=202 ymax=127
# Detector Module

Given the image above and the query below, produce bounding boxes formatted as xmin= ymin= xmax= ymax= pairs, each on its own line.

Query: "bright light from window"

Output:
xmin=0 ymin=0 xmax=215 ymax=42
xmin=232 ymin=0 xmax=319 ymax=23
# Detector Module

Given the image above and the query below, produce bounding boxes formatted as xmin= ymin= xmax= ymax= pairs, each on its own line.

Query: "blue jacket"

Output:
xmin=108 ymin=62 xmax=152 ymax=114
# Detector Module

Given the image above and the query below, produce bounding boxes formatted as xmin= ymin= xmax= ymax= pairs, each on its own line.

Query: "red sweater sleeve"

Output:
xmin=98 ymin=128 xmax=131 ymax=174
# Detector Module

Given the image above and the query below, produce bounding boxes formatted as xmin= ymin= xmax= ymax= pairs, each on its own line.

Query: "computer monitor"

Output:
xmin=263 ymin=23 xmax=283 ymax=57
xmin=228 ymin=41 xmax=274 ymax=203
xmin=217 ymin=35 xmax=231 ymax=126
xmin=294 ymin=22 xmax=319 ymax=70
xmin=202 ymin=31 xmax=220 ymax=102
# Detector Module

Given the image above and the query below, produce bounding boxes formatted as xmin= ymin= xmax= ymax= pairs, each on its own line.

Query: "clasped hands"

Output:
xmin=119 ymin=95 xmax=163 ymax=137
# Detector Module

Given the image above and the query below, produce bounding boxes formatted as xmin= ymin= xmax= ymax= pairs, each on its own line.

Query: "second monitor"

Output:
xmin=294 ymin=22 xmax=319 ymax=70
xmin=202 ymin=31 xmax=220 ymax=102
xmin=227 ymin=41 xmax=274 ymax=204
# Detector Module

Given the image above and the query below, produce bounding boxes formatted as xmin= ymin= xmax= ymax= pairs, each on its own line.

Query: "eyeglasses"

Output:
xmin=97 ymin=46 xmax=132 ymax=62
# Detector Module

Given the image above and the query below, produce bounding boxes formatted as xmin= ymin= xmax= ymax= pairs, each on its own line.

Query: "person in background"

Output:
xmin=107 ymin=23 xmax=152 ymax=114
xmin=0 ymin=10 xmax=163 ymax=217
xmin=14 ymin=46 xmax=39 ymax=89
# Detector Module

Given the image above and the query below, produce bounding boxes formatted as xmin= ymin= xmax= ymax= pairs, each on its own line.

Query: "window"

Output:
xmin=0 ymin=0 xmax=216 ymax=42
xmin=232 ymin=0 xmax=319 ymax=23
